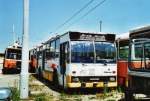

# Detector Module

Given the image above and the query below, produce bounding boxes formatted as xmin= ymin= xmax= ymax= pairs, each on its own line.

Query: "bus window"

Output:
xmin=95 ymin=42 xmax=116 ymax=63
xmin=50 ymin=41 xmax=56 ymax=58
xmin=71 ymin=41 xmax=94 ymax=63
xmin=55 ymin=39 xmax=60 ymax=58
xmin=6 ymin=49 xmax=21 ymax=60
xmin=134 ymin=44 xmax=143 ymax=60
xmin=145 ymin=43 xmax=150 ymax=59
xmin=119 ymin=46 xmax=129 ymax=60
xmin=130 ymin=42 xmax=150 ymax=70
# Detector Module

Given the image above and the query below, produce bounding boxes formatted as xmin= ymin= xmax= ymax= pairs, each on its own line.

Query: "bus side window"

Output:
xmin=55 ymin=39 xmax=60 ymax=59
xmin=51 ymin=41 xmax=56 ymax=59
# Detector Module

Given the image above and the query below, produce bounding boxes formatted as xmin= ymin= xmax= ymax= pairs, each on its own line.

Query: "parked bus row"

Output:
xmin=2 ymin=25 xmax=150 ymax=100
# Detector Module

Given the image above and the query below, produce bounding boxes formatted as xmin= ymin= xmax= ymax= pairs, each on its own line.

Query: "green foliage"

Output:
xmin=34 ymin=93 xmax=47 ymax=101
xmin=11 ymin=87 xmax=20 ymax=101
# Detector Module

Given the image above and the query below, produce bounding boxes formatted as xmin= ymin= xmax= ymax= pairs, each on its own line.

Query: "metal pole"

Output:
xmin=20 ymin=0 xmax=29 ymax=99
xmin=12 ymin=24 xmax=16 ymax=44
xmin=99 ymin=21 xmax=102 ymax=32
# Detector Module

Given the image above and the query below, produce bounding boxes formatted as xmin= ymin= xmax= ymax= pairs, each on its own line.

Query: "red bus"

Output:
xmin=2 ymin=42 xmax=22 ymax=74
xmin=116 ymin=36 xmax=129 ymax=87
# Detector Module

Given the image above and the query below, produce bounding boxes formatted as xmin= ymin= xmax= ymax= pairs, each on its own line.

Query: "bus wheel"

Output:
xmin=125 ymin=88 xmax=134 ymax=101
xmin=2 ymin=69 xmax=7 ymax=74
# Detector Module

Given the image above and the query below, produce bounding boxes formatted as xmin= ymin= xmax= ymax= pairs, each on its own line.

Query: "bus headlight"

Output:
xmin=72 ymin=77 xmax=79 ymax=82
xmin=109 ymin=77 xmax=115 ymax=81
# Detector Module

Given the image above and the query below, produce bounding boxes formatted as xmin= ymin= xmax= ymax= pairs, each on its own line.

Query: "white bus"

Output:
xmin=125 ymin=26 xmax=150 ymax=100
xmin=33 ymin=31 xmax=117 ymax=89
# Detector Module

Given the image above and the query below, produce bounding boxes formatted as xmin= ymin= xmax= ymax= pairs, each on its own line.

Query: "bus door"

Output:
xmin=37 ymin=51 xmax=43 ymax=76
xmin=60 ymin=42 xmax=69 ymax=87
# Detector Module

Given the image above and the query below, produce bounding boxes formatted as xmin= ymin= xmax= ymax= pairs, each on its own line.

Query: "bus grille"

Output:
xmin=71 ymin=76 xmax=116 ymax=82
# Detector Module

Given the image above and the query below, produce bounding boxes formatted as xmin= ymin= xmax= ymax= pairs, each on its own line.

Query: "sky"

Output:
xmin=0 ymin=0 xmax=150 ymax=52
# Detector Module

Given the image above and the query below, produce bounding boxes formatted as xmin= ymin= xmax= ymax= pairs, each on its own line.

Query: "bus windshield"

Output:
xmin=71 ymin=41 xmax=94 ymax=63
xmin=71 ymin=41 xmax=116 ymax=63
xmin=95 ymin=42 xmax=116 ymax=63
xmin=6 ymin=49 xmax=21 ymax=60
xmin=129 ymin=41 xmax=150 ymax=71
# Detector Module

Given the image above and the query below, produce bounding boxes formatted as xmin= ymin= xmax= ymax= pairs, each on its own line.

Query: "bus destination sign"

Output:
xmin=69 ymin=32 xmax=116 ymax=42
xmin=79 ymin=34 xmax=106 ymax=41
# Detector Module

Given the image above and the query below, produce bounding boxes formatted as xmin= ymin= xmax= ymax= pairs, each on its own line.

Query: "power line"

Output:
xmin=64 ymin=0 xmax=107 ymax=31
xmin=52 ymin=0 xmax=94 ymax=33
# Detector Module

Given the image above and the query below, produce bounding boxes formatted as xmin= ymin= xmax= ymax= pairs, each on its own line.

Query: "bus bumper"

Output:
xmin=67 ymin=82 xmax=117 ymax=88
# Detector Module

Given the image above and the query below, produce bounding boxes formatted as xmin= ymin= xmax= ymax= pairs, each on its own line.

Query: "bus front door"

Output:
xmin=60 ymin=42 xmax=69 ymax=88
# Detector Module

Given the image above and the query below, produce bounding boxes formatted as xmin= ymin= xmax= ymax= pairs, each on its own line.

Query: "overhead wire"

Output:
xmin=52 ymin=0 xmax=94 ymax=33
xmin=64 ymin=0 xmax=107 ymax=31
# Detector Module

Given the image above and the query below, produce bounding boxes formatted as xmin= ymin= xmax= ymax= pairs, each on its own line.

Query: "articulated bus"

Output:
xmin=32 ymin=31 xmax=117 ymax=89
xmin=125 ymin=26 xmax=150 ymax=100
xmin=116 ymin=34 xmax=129 ymax=87
xmin=2 ymin=42 xmax=22 ymax=74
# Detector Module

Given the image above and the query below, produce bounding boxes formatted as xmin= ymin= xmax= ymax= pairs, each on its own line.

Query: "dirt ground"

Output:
xmin=0 ymin=74 xmax=19 ymax=88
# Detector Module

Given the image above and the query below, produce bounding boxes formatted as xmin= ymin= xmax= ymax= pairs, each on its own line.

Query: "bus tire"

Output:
xmin=2 ymin=68 xmax=7 ymax=74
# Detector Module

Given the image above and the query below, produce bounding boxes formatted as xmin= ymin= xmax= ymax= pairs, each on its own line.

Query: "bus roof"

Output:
xmin=6 ymin=47 xmax=22 ymax=51
xmin=45 ymin=31 xmax=116 ymax=43
xmin=35 ymin=31 xmax=116 ymax=49
xmin=130 ymin=25 xmax=150 ymax=39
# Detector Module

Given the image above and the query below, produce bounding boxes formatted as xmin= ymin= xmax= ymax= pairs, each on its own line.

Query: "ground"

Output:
xmin=3 ymin=74 xmax=150 ymax=101
xmin=29 ymin=75 xmax=124 ymax=101
xmin=0 ymin=74 xmax=124 ymax=101
xmin=30 ymin=76 xmax=123 ymax=101
xmin=1 ymin=74 xmax=150 ymax=101
xmin=0 ymin=74 xmax=19 ymax=88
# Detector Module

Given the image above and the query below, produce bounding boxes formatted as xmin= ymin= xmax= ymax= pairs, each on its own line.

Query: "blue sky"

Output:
xmin=0 ymin=0 xmax=150 ymax=52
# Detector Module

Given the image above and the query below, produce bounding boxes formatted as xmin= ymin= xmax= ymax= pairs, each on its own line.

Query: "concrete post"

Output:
xmin=20 ymin=0 xmax=29 ymax=99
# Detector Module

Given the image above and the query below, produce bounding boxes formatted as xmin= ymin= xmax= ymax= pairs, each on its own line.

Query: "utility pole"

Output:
xmin=99 ymin=20 xmax=102 ymax=32
xmin=20 ymin=0 xmax=29 ymax=99
xmin=12 ymin=24 xmax=16 ymax=44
